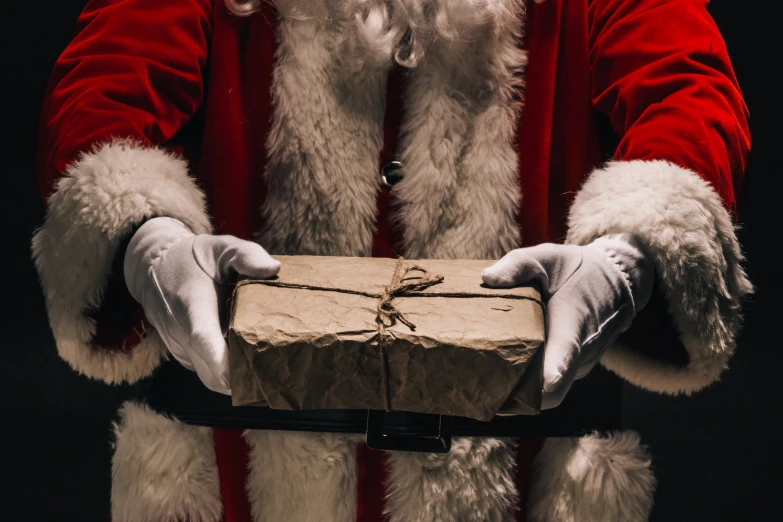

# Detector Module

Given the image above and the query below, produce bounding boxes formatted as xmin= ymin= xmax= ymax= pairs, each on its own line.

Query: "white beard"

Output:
xmin=230 ymin=0 xmax=521 ymax=67
xmin=336 ymin=0 xmax=521 ymax=67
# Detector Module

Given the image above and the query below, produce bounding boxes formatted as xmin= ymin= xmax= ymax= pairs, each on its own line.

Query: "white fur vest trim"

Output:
xmin=244 ymin=430 xmax=362 ymax=522
xmin=111 ymin=402 xmax=223 ymax=521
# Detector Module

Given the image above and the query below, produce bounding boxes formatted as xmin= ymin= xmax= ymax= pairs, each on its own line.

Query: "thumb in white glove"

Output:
xmin=124 ymin=217 xmax=280 ymax=394
xmin=482 ymin=234 xmax=653 ymax=409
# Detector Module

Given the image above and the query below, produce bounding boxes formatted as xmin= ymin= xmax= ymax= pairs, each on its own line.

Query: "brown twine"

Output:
xmin=235 ymin=257 xmax=543 ymax=412
xmin=372 ymin=257 xmax=444 ymax=410
xmin=374 ymin=256 xmax=444 ymax=331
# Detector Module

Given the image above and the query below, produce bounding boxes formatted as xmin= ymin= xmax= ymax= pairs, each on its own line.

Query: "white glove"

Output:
xmin=124 ymin=217 xmax=280 ymax=394
xmin=482 ymin=234 xmax=653 ymax=409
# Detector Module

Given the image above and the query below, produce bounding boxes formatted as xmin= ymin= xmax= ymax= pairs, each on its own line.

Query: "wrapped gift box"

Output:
xmin=228 ymin=256 xmax=545 ymax=422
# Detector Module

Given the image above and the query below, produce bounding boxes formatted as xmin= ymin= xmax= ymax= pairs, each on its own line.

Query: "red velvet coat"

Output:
xmin=33 ymin=0 xmax=751 ymax=520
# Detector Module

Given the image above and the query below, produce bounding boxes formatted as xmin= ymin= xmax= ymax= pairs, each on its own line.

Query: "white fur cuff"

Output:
xmin=32 ymin=139 xmax=212 ymax=384
xmin=566 ymin=160 xmax=752 ymax=395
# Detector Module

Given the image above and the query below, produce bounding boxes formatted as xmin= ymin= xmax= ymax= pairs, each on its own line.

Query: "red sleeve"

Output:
xmin=567 ymin=0 xmax=753 ymax=395
xmin=37 ymin=0 xmax=213 ymax=200
xmin=32 ymin=0 xmax=214 ymax=380
xmin=588 ymin=0 xmax=750 ymax=213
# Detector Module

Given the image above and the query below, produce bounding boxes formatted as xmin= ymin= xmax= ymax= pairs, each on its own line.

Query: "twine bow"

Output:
xmin=375 ymin=257 xmax=444 ymax=331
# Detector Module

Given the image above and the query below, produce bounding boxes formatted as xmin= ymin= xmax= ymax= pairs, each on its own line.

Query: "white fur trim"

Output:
xmin=32 ymin=139 xmax=212 ymax=384
xmin=111 ymin=402 xmax=222 ymax=522
xmin=243 ymin=430 xmax=360 ymax=522
xmin=386 ymin=438 xmax=519 ymax=522
xmin=251 ymin=6 xmax=377 ymax=513
xmin=396 ymin=0 xmax=526 ymax=260
xmin=527 ymin=432 xmax=655 ymax=522
xmin=259 ymin=1 xmax=389 ymax=256
xmin=566 ymin=160 xmax=752 ymax=394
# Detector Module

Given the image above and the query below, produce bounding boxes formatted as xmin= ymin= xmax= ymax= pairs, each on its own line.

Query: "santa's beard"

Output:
xmin=226 ymin=0 xmax=519 ymax=68
xmin=347 ymin=0 xmax=519 ymax=67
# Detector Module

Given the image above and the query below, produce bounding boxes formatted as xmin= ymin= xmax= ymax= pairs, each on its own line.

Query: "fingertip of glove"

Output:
xmin=202 ymin=379 xmax=232 ymax=396
xmin=541 ymin=374 xmax=568 ymax=409
xmin=543 ymin=372 xmax=564 ymax=394
xmin=234 ymin=251 xmax=281 ymax=279
xmin=481 ymin=266 xmax=514 ymax=288
xmin=257 ymin=259 xmax=281 ymax=279
xmin=268 ymin=258 xmax=282 ymax=274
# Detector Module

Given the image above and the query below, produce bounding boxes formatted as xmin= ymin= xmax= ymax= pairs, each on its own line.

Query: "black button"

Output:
xmin=382 ymin=161 xmax=404 ymax=188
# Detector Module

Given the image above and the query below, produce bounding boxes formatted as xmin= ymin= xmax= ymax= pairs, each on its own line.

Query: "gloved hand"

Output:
xmin=481 ymin=234 xmax=653 ymax=409
xmin=124 ymin=217 xmax=280 ymax=394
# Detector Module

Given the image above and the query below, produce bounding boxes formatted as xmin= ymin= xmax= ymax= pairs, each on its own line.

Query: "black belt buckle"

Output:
xmin=365 ymin=410 xmax=453 ymax=453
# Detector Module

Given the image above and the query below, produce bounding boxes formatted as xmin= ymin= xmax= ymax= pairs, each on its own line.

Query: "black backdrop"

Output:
xmin=1 ymin=2 xmax=778 ymax=521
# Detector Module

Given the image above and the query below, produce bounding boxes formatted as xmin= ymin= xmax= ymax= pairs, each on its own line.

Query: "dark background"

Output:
xmin=1 ymin=1 xmax=778 ymax=521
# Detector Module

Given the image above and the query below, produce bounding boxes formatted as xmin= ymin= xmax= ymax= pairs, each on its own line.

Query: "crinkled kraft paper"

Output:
xmin=228 ymin=256 xmax=545 ymax=422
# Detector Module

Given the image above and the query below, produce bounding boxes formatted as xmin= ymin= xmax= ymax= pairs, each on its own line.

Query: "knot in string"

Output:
xmin=375 ymin=257 xmax=445 ymax=331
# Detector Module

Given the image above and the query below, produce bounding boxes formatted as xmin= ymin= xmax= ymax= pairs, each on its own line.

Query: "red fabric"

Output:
xmin=36 ymin=0 xmax=212 ymax=199
xmin=518 ymin=0 xmax=603 ymax=246
xmin=37 ymin=1 xmax=750 ymax=520
xmin=372 ymin=66 xmax=408 ymax=258
xmin=356 ymin=443 xmax=391 ymax=522
xmin=213 ymin=428 xmax=254 ymax=522
xmin=515 ymin=438 xmax=547 ymax=522
xmin=197 ymin=0 xmax=277 ymax=238
xmin=588 ymin=0 xmax=750 ymax=213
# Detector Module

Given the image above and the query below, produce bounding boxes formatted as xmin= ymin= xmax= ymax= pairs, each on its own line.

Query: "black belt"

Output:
xmin=143 ymin=360 xmax=622 ymax=453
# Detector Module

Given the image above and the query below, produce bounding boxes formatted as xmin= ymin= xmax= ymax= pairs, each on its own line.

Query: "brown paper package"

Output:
xmin=228 ymin=256 xmax=546 ymax=422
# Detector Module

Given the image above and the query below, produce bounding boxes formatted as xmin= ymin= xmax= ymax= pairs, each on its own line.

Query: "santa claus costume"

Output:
xmin=32 ymin=0 xmax=751 ymax=520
